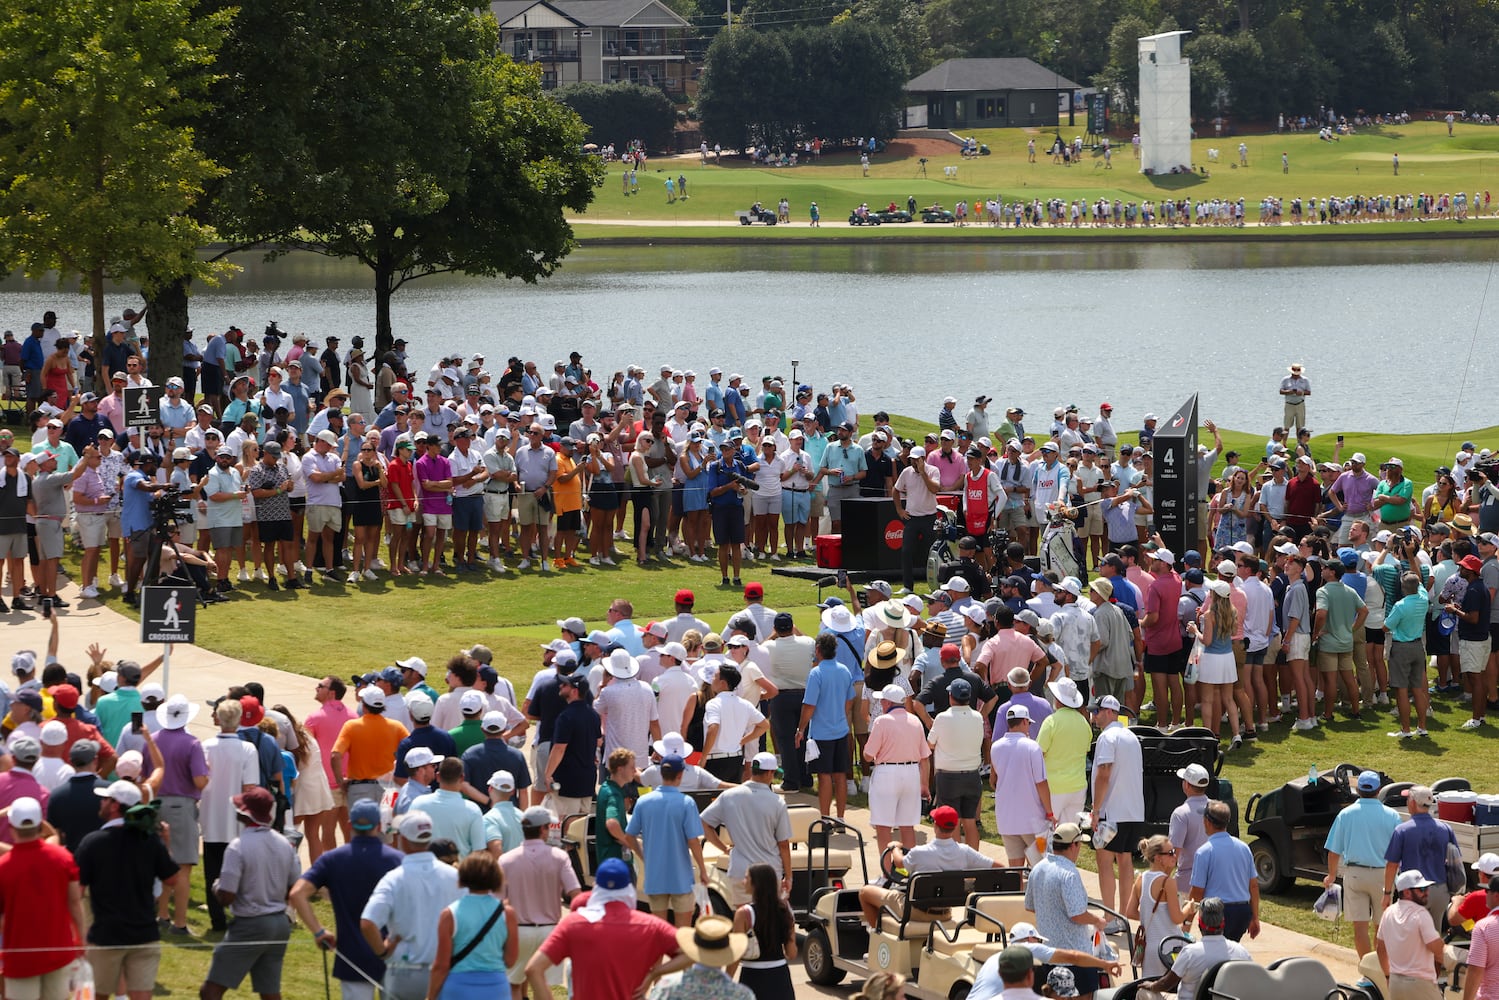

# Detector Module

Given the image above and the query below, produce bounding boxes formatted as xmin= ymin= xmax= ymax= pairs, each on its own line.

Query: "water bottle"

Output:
xmin=1308 ymin=765 xmax=1318 ymax=785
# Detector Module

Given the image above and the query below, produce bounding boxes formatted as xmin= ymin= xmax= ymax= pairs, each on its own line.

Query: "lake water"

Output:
xmin=3 ymin=239 xmax=1495 ymax=435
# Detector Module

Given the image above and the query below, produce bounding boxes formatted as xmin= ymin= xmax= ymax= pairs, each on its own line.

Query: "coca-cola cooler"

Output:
xmin=840 ymin=497 xmax=903 ymax=572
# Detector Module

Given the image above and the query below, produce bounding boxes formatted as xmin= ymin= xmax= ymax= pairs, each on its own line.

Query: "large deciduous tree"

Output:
xmin=553 ymin=82 xmax=678 ymax=152
xmin=0 ymin=0 xmax=234 ymax=387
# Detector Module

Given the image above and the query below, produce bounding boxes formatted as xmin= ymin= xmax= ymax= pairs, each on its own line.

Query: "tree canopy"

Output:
xmin=697 ymin=20 xmax=907 ymax=149
xmin=554 ymin=82 xmax=678 ymax=152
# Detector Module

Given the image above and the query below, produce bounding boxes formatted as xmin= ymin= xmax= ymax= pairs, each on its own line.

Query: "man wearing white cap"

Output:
xmin=1140 ymin=548 xmax=1186 ymax=729
xmin=411 ymin=757 xmax=486 ymax=856
xmin=990 ymin=703 xmax=1052 ymax=866
xmin=152 ymin=694 xmax=208 ymax=934
xmin=702 ymin=663 xmax=768 ymax=783
xmin=702 ymin=752 xmax=792 ymax=902
xmin=332 ymin=686 xmax=410 ymax=808
xmin=1378 ymin=869 xmax=1444 ymax=1000
xmin=1090 ymin=695 xmax=1144 ymax=924
xmin=361 ymin=809 xmax=461 ymax=1000
xmin=595 ymin=649 xmax=659 ymax=765
xmin=892 ymin=444 xmax=940 ymax=594
xmin=863 ymin=684 xmax=930 ymax=850
xmin=483 ymin=770 xmax=524 ymax=854
xmin=0 ymin=794 xmax=84 ymax=1000
xmin=302 ymin=429 xmax=346 ymax=584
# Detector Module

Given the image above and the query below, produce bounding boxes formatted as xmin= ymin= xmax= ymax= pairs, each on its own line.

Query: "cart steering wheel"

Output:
xmin=880 ymin=844 xmax=911 ymax=888
xmin=1157 ymin=933 xmax=1194 ymax=971
xmin=1333 ymin=763 xmax=1362 ymax=796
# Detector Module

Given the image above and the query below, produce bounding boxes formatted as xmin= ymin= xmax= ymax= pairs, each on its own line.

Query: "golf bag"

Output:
xmin=1040 ymin=516 xmax=1083 ymax=581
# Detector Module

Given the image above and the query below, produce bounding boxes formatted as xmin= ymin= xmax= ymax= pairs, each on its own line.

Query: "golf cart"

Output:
xmin=803 ymin=846 xmax=1134 ymax=1000
xmin=1244 ymin=763 xmax=1392 ymax=893
xmin=920 ymin=206 xmax=955 ymax=224
xmin=703 ymin=808 xmax=866 ymax=924
xmin=562 ymin=788 xmax=727 ymax=889
xmin=1123 ymin=725 xmax=1238 ymax=839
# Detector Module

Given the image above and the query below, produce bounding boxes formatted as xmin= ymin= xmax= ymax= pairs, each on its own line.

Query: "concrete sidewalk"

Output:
xmin=4 ymin=583 xmax=1362 ymax=991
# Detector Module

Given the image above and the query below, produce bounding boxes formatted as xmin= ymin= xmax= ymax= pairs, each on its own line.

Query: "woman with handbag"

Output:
xmin=427 ymin=851 xmax=518 ymax=1000
xmin=732 ymin=863 xmax=797 ymax=998
xmin=1126 ymin=835 xmax=1195 ymax=978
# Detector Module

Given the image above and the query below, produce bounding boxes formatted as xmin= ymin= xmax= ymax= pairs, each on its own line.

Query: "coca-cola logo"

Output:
xmin=884 ymin=520 xmax=904 ymax=549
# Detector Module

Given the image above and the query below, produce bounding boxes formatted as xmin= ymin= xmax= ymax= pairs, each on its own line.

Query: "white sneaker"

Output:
xmin=540 ymin=560 xmax=552 ymax=573
xmin=846 ymin=779 xmax=859 ymax=799
xmin=1292 ymin=718 xmax=1317 ymax=731
xmin=518 ymin=559 xmax=532 ymax=570
xmin=769 ymin=553 xmax=782 ymax=562
xmin=342 ymin=549 xmax=353 ymax=562
xmin=238 ymin=567 xmax=251 ymax=583
xmin=405 ymin=560 xmax=420 ymax=573
xmin=601 ymin=556 xmax=616 ymax=566
xmin=1462 ymin=717 xmax=1486 ymax=730
xmin=295 ymin=561 xmax=308 ymax=574
xmin=363 ymin=569 xmax=378 ymax=581
xmin=371 ymin=558 xmax=387 ymax=571
xmin=80 ymin=585 xmax=99 ymax=599
xmin=108 ymin=574 xmax=124 ymax=588
xmin=256 ymin=568 xmax=270 ymax=583
xmin=614 ymin=530 xmax=629 ymax=541
xmin=347 ymin=572 xmax=361 ymax=584
xmin=495 ymin=557 xmax=511 ymax=571
xmin=588 ymin=556 xmax=601 ymax=566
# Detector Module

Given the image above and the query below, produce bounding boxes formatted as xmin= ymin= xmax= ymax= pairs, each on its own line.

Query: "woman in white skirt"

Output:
xmin=863 ymin=684 xmax=931 ymax=851
xmin=1187 ymin=579 xmax=1242 ymax=749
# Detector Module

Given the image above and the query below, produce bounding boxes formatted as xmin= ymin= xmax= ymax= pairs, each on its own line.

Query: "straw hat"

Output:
xmin=675 ymin=915 xmax=747 ymax=968
xmin=865 ymin=641 xmax=903 ymax=672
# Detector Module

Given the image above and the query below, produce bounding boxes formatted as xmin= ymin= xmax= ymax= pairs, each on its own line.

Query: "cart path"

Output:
xmin=8 ymin=584 xmax=1361 ymax=995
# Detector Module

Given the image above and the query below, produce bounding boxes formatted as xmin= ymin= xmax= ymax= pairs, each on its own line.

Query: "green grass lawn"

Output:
xmin=580 ymin=120 xmax=1499 ymax=227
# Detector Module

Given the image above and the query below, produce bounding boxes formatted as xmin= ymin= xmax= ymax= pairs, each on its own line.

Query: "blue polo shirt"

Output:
xmin=1325 ymin=798 xmax=1401 ymax=868
xmin=301 ymin=836 xmax=403 ymax=983
xmin=625 ymin=784 xmax=704 ymax=896
xmin=802 ymin=658 xmax=857 ymax=741
xmin=704 ymin=460 xmax=748 ymax=508
xmin=819 ymin=626 xmax=867 ymax=684
xmin=1189 ymin=831 xmax=1255 ymax=903
xmin=818 ymin=441 xmax=866 ymax=481
xmin=1385 ymin=812 xmax=1457 ymax=884
xmin=120 ymin=469 xmax=155 ymax=534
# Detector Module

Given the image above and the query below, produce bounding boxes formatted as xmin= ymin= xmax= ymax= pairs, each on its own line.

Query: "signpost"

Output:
xmin=123 ymin=386 xmax=164 ymax=430
xmin=1087 ymin=92 xmax=1108 ymax=138
xmin=1151 ymin=394 xmax=1199 ymax=558
xmin=140 ymin=585 xmax=195 ymax=692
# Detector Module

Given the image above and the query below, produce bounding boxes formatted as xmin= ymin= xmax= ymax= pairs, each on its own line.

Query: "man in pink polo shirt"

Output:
xmin=1140 ymin=549 xmax=1185 ymax=729
xmin=974 ymin=605 xmax=1051 ymax=690
xmin=862 ymin=684 xmax=930 ymax=850
xmin=304 ymin=676 xmax=354 ymax=848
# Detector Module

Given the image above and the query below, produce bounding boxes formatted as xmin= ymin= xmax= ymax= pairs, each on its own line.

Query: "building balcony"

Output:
xmin=604 ymin=39 xmax=684 ymax=58
xmin=511 ymin=46 xmax=581 ymax=62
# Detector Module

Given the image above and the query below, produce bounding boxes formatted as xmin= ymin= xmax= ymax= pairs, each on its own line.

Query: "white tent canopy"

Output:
xmin=1138 ymin=31 xmax=1192 ymax=175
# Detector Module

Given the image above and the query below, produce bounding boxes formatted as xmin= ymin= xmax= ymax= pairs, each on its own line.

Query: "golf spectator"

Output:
xmin=289 ymin=799 xmax=402 ymax=1000
xmin=1089 ymin=695 xmax=1144 ymax=926
xmin=1385 ymin=786 xmax=1459 ymax=928
xmin=411 ymin=757 xmax=487 ymax=857
xmin=625 ymin=754 xmax=710 ymax=928
xmin=201 ymin=787 xmax=299 ymax=1000
xmin=858 ymin=806 xmax=997 ymax=929
xmin=501 ymin=806 xmax=581 ymax=998
xmin=1378 ymin=870 xmax=1445 ymax=1000
xmin=202 ymin=698 xmax=260 ymax=932
xmin=596 ymin=749 xmax=636 ymax=866
xmin=0 ymin=796 xmax=84 ymax=1000
xmin=483 ymin=771 xmax=524 ymax=854
xmin=524 ymin=857 xmax=683 ymax=1000
xmin=541 ymin=672 xmax=600 ymax=819
xmin=928 ymin=677 xmax=986 ymax=848
xmin=332 ymin=685 xmax=409 ymax=808
xmin=153 ymin=694 xmax=209 ymax=935
xmin=1188 ymin=800 xmax=1260 ymax=942
xmin=1038 ymin=678 xmax=1092 ymax=829
xmin=1128 ymin=836 xmax=1194 ymax=979
xmin=798 ymin=633 xmax=859 ymax=818
xmin=1131 ymin=897 xmax=1251 ymax=1000
xmin=1385 ymin=572 xmax=1431 ymax=737
xmin=76 ymin=780 xmax=179 ymax=1000
xmin=863 ymin=683 xmax=930 ymax=851
xmin=701 ymin=753 xmax=793 ymax=904
xmin=1462 ymin=876 xmax=1499 ymax=1000
xmin=990 ymin=704 xmax=1052 ymax=867
xmin=1168 ymin=763 xmax=1213 ymax=889
xmin=1024 ymin=823 xmax=1108 ymax=997
xmin=361 ymin=810 xmax=462 ymax=1000
xmin=1324 ymin=769 xmax=1401 ymax=957
xmin=47 ymin=741 xmax=106 ymax=852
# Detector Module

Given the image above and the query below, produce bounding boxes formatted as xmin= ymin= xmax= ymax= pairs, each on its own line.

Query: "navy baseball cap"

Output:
xmin=661 ymin=754 xmax=686 ymax=776
xmin=378 ymin=667 xmax=404 ymax=685
xmin=948 ymin=678 xmax=973 ymax=703
xmin=349 ymin=800 xmax=382 ymax=830
xmin=1183 ymin=550 xmax=1202 ymax=566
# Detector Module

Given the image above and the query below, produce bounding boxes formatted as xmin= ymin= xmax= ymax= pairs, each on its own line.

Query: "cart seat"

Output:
xmin=971 ymin=895 xmax=1036 ymax=934
xmin=928 ymin=928 xmax=994 ymax=955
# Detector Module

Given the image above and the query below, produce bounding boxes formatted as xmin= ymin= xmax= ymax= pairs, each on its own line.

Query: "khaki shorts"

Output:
xmin=1461 ymin=639 xmax=1489 ymax=674
xmin=1341 ymin=863 xmax=1385 ymax=923
xmin=1287 ymin=632 xmax=1311 ymax=661
xmin=1001 ymin=833 xmax=1044 ymax=865
xmin=106 ymin=513 xmax=123 ymax=540
xmin=78 ymin=512 xmax=110 ymax=548
xmin=508 ymin=924 xmax=562 ymax=986
xmin=386 ymin=507 xmax=412 ymax=527
xmin=306 ymin=504 xmax=341 ymax=533
xmin=515 ymin=492 xmax=550 ymax=527
xmin=647 ymin=891 xmax=694 ymax=916
xmin=5 ymin=962 xmax=77 ymax=1000
xmin=88 ymin=944 xmax=161 ymax=994
xmin=483 ymin=493 xmax=511 ymax=523
xmin=1317 ymin=649 xmax=1354 ymax=674
xmin=997 ymin=506 xmax=1027 ymax=531
xmin=421 ymin=512 xmax=452 ymax=530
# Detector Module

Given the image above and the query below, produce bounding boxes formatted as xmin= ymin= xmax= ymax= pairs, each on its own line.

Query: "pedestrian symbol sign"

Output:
xmin=140 ymin=586 xmax=196 ymax=644
xmin=124 ymin=386 xmax=164 ymax=430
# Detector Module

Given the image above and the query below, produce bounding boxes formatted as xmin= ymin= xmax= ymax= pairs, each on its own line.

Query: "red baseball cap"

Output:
xmin=1461 ymin=554 xmax=1484 ymax=572
xmin=744 ymin=582 xmax=763 ymax=599
xmin=51 ymin=684 xmax=79 ymax=710
xmin=239 ymin=695 xmax=265 ymax=727
xmin=674 ymin=589 xmax=695 ymax=605
xmin=931 ymin=805 xmax=960 ymax=829
xmin=940 ymin=643 xmax=961 ymax=662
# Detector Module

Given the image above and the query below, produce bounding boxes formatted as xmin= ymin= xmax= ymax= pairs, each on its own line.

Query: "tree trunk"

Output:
xmin=144 ymin=277 xmax=191 ymax=389
xmin=373 ymin=248 xmax=395 ymax=360
xmin=89 ymin=268 xmax=107 ymax=393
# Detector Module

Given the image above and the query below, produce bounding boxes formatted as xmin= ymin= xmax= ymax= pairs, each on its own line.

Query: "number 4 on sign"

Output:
xmin=1162 ymin=450 xmax=1174 ymax=467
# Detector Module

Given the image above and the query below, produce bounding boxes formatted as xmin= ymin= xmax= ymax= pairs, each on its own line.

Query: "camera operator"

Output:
xmin=159 ymin=525 xmax=223 ymax=604
xmin=121 ymin=452 xmax=171 ymax=607
xmin=706 ymin=440 xmax=753 ymax=587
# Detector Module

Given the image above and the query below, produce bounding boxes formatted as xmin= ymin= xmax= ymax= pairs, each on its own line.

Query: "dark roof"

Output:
xmin=906 ymin=58 xmax=1082 ymax=94
xmin=552 ymin=0 xmax=689 ymax=26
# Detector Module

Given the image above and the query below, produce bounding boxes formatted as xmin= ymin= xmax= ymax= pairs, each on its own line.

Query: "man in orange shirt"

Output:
xmin=550 ymin=438 xmax=586 ymax=567
xmin=331 ymin=687 xmax=409 ymax=809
